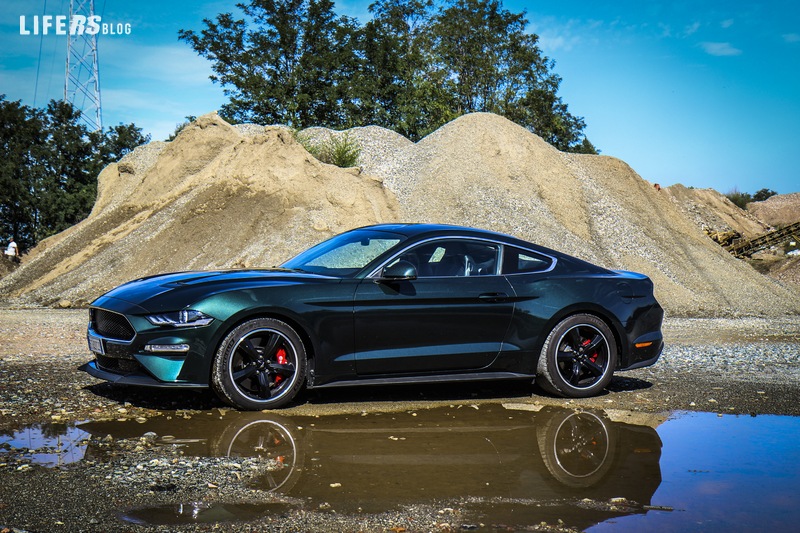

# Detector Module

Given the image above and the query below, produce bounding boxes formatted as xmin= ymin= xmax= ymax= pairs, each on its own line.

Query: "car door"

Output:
xmin=353 ymin=238 xmax=515 ymax=375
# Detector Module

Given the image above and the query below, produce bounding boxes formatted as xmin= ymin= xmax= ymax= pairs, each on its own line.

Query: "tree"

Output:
xmin=725 ymin=188 xmax=752 ymax=209
xmin=752 ymin=188 xmax=777 ymax=202
xmin=179 ymin=0 xmax=592 ymax=149
xmin=430 ymin=0 xmax=589 ymax=151
xmin=0 ymin=96 xmax=45 ymax=251
xmin=179 ymin=0 xmax=361 ymax=129
xmin=0 ymin=95 xmax=149 ymax=252
xmin=359 ymin=0 xmax=457 ymax=139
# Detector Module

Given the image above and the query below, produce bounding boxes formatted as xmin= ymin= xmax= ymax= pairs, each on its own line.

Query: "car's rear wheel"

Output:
xmin=536 ymin=314 xmax=616 ymax=398
xmin=212 ymin=318 xmax=306 ymax=410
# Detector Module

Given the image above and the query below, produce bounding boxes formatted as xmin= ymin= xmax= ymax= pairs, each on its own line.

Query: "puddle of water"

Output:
xmin=3 ymin=406 xmax=800 ymax=530
xmin=0 ymin=424 xmax=89 ymax=467
xmin=120 ymin=502 xmax=294 ymax=525
xmin=589 ymin=412 xmax=800 ymax=532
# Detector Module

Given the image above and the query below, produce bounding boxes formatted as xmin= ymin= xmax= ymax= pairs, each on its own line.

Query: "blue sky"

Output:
xmin=2 ymin=1 xmax=798 ymax=194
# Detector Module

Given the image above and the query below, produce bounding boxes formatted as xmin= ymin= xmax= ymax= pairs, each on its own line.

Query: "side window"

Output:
xmin=390 ymin=240 xmax=499 ymax=277
xmin=502 ymin=246 xmax=553 ymax=274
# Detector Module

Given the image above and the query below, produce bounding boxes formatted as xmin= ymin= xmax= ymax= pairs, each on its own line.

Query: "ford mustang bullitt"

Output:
xmin=81 ymin=224 xmax=663 ymax=409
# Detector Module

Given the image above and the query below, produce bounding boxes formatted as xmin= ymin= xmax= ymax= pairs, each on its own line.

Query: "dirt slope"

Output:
xmin=1 ymin=112 xmax=797 ymax=316
xmin=306 ymin=113 xmax=799 ymax=316
xmin=747 ymin=192 xmax=800 ymax=227
xmin=0 ymin=113 xmax=398 ymax=306
xmin=663 ymin=185 xmax=770 ymax=238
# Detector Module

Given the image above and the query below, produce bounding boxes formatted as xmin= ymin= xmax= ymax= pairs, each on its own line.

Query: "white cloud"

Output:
xmin=683 ymin=21 xmax=700 ymax=36
xmin=529 ymin=17 xmax=588 ymax=53
xmin=720 ymin=19 xmax=734 ymax=29
xmin=700 ymin=41 xmax=742 ymax=56
xmin=783 ymin=33 xmax=800 ymax=43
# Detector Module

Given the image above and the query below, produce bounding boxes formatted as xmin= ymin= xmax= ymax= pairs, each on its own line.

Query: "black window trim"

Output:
xmin=367 ymin=236 xmax=558 ymax=279
xmin=501 ymin=244 xmax=557 ymax=275
xmin=367 ymin=236 xmax=504 ymax=279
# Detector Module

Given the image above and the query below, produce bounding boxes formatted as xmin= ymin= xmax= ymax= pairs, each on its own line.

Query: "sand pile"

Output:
xmin=747 ymin=193 xmax=800 ymax=227
xmin=1 ymin=112 xmax=797 ymax=316
xmin=663 ymin=185 xmax=770 ymax=238
xmin=0 ymin=113 xmax=398 ymax=306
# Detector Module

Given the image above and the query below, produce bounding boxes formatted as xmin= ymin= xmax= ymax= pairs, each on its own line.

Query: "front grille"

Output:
xmin=91 ymin=309 xmax=136 ymax=341
xmin=96 ymin=354 xmax=142 ymax=373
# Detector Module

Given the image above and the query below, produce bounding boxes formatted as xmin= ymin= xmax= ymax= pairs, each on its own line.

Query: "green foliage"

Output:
xmin=167 ymin=115 xmax=198 ymax=141
xmin=573 ymin=137 xmax=599 ymax=155
xmin=296 ymin=131 xmax=361 ymax=167
xmin=753 ymin=188 xmax=778 ymax=202
xmin=179 ymin=0 xmax=592 ymax=149
xmin=0 ymin=95 xmax=149 ymax=252
xmin=179 ymin=0 xmax=360 ymax=129
xmin=725 ymin=188 xmax=752 ymax=209
xmin=725 ymin=187 xmax=779 ymax=209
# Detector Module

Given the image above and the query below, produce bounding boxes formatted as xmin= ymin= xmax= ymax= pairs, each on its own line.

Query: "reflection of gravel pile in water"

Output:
xmin=0 ymin=112 xmax=797 ymax=316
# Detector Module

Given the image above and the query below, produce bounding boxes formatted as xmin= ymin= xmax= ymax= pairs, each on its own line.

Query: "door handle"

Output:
xmin=479 ymin=292 xmax=509 ymax=303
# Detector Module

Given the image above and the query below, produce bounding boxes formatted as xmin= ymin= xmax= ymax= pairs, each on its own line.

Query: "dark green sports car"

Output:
xmin=81 ymin=224 xmax=663 ymax=409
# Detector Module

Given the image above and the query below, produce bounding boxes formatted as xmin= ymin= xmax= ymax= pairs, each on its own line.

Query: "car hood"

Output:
xmin=91 ymin=269 xmax=334 ymax=313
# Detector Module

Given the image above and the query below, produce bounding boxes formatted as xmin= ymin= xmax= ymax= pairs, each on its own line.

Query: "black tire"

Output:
xmin=212 ymin=318 xmax=306 ymax=410
xmin=536 ymin=314 xmax=617 ymax=398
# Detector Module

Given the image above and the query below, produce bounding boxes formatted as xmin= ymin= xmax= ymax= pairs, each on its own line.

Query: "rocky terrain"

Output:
xmin=0 ymin=112 xmax=797 ymax=317
xmin=1 ymin=308 xmax=799 ymax=532
xmin=0 ymin=113 xmax=798 ymax=531
xmin=747 ymin=192 xmax=800 ymax=227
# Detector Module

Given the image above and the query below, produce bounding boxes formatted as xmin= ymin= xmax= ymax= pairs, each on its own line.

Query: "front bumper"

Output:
xmin=79 ymin=361 xmax=206 ymax=388
xmin=85 ymin=301 xmax=219 ymax=386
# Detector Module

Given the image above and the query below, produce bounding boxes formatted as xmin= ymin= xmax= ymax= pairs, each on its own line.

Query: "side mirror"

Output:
xmin=378 ymin=260 xmax=417 ymax=282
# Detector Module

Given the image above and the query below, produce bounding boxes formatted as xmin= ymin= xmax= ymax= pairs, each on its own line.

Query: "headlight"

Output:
xmin=146 ymin=310 xmax=215 ymax=327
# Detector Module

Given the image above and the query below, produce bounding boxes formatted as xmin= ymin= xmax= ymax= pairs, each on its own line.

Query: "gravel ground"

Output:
xmin=1 ymin=309 xmax=799 ymax=532
xmin=1 ymin=310 xmax=799 ymax=429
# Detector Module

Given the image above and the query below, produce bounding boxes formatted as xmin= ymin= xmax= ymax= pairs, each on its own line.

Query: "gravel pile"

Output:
xmin=315 ymin=113 xmax=798 ymax=316
xmin=664 ymin=184 xmax=770 ymax=238
xmin=1 ymin=112 xmax=797 ymax=316
xmin=115 ymin=141 xmax=168 ymax=178
xmin=747 ymin=192 xmax=800 ymax=227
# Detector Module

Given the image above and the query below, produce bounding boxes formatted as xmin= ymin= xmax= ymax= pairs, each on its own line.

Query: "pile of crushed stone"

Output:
xmin=663 ymin=185 xmax=770 ymax=238
xmin=1 ymin=112 xmax=797 ymax=317
xmin=747 ymin=192 xmax=800 ymax=227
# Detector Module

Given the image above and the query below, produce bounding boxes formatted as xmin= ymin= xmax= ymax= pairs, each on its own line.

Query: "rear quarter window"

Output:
xmin=503 ymin=246 xmax=553 ymax=274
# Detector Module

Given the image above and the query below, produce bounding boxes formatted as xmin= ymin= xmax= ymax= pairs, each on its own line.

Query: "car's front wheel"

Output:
xmin=536 ymin=314 xmax=617 ymax=398
xmin=212 ymin=318 xmax=306 ymax=410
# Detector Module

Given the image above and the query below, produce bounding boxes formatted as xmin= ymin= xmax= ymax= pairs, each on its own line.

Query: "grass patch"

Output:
xmin=296 ymin=131 xmax=361 ymax=168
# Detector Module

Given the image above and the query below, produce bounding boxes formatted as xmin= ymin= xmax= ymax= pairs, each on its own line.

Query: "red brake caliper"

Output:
xmin=274 ymin=348 xmax=287 ymax=384
xmin=582 ymin=338 xmax=599 ymax=363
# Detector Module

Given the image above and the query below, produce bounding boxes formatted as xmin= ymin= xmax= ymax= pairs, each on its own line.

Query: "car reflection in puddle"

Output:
xmin=5 ymin=406 xmax=800 ymax=529
xmin=72 ymin=405 xmax=663 ymax=528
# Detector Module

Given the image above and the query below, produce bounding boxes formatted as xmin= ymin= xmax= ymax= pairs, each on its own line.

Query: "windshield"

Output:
xmin=281 ymin=229 xmax=406 ymax=277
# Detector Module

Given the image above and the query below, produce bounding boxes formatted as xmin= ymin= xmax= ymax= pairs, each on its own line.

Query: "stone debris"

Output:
xmin=0 ymin=112 xmax=798 ymax=317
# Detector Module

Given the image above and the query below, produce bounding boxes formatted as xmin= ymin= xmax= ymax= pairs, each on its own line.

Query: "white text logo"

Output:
xmin=19 ymin=15 xmax=132 ymax=36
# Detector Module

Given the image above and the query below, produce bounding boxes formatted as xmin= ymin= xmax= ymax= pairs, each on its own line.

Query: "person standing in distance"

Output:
xmin=5 ymin=237 xmax=20 ymax=264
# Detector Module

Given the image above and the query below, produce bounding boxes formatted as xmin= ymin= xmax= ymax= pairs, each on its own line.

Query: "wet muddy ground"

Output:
xmin=1 ymin=309 xmax=800 ymax=531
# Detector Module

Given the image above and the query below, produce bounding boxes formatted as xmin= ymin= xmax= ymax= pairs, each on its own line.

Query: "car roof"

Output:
xmin=360 ymin=223 xmax=512 ymax=240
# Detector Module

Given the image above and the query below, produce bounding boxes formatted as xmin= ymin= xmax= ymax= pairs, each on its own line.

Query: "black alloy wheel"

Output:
xmin=536 ymin=314 xmax=617 ymax=398
xmin=212 ymin=318 xmax=306 ymax=410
